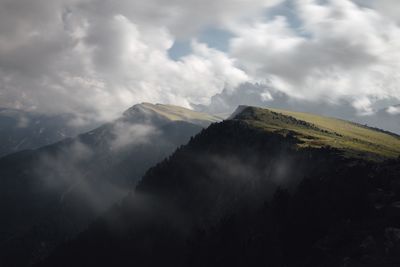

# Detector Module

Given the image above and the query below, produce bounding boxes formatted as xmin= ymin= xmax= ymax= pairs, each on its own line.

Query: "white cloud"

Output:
xmin=0 ymin=0 xmax=399 ymax=123
xmin=387 ymin=106 xmax=400 ymax=115
xmin=77 ymin=0 xmax=284 ymax=37
xmin=111 ymin=122 xmax=159 ymax=150
xmin=352 ymin=97 xmax=374 ymax=115
xmin=362 ymin=0 xmax=400 ymax=24
xmin=229 ymin=0 xmax=400 ymax=105
xmin=0 ymin=0 xmax=255 ymax=121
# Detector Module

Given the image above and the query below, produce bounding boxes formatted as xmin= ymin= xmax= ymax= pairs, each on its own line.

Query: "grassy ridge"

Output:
xmin=234 ymin=106 xmax=400 ymax=160
xmin=141 ymin=103 xmax=221 ymax=123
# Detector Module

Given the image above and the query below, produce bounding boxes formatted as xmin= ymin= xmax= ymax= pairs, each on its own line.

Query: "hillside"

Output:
xmin=0 ymin=103 xmax=217 ymax=267
xmin=0 ymin=109 xmax=95 ymax=157
xmin=38 ymin=106 xmax=400 ymax=267
xmin=233 ymin=106 xmax=400 ymax=160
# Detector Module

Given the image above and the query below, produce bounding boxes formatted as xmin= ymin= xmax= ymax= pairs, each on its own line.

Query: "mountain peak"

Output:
xmin=227 ymin=105 xmax=251 ymax=119
xmin=123 ymin=102 xmax=221 ymax=126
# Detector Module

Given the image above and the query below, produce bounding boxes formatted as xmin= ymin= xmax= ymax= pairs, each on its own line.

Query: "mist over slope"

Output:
xmin=0 ymin=103 xmax=218 ymax=267
xmin=0 ymin=109 xmax=96 ymax=157
xmin=39 ymin=106 xmax=400 ymax=267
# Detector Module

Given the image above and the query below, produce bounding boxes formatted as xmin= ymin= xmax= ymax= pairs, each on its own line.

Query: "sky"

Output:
xmin=0 ymin=0 xmax=399 ymax=123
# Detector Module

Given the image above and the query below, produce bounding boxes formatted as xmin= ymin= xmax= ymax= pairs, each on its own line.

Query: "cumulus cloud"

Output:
xmin=229 ymin=0 xmax=400 ymax=113
xmin=0 ymin=0 xmax=399 ymax=122
xmin=0 ymin=0 xmax=259 ymax=122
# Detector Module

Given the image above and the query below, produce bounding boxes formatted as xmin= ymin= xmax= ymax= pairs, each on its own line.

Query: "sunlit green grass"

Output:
xmin=235 ymin=106 xmax=400 ymax=161
xmin=141 ymin=103 xmax=221 ymax=123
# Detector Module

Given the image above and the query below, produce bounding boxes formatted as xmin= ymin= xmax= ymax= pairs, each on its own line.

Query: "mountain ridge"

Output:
xmin=0 ymin=102 xmax=216 ymax=267
xmin=232 ymin=106 xmax=400 ymax=161
xmin=0 ymin=108 xmax=96 ymax=158
xmin=38 ymin=106 xmax=400 ymax=267
xmin=123 ymin=102 xmax=221 ymax=127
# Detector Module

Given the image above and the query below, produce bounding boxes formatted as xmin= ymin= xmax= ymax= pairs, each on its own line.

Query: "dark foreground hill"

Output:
xmin=38 ymin=106 xmax=400 ymax=267
xmin=0 ymin=103 xmax=219 ymax=267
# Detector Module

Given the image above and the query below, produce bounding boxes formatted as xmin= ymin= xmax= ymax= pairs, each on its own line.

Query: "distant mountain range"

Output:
xmin=0 ymin=108 xmax=97 ymax=158
xmin=1 ymin=94 xmax=399 ymax=161
xmin=0 ymin=103 xmax=220 ymax=267
xmin=37 ymin=106 xmax=400 ymax=267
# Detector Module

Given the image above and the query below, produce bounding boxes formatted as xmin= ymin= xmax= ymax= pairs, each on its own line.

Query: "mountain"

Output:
xmin=194 ymin=83 xmax=400 ymax=135
xmin=38 ymin=106 xmax=400 ymax=267
xmin=0 ymin=108 xmax=96 ymax=157
xmin=0 ymin=103 xmax=220 ymax=267
xmin=238 ymin=106 xmax=400 ymax=160
xmin=126 ymin=102 xmax=221 ymax=127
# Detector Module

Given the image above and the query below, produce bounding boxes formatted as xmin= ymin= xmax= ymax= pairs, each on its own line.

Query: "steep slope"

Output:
xmin=39 ymin=106 xmax=400 ymax=267
xmin=0 ymin=108 xmax=95 ymax=157
xmin=0 ymin=103 xmax=218 ymax=267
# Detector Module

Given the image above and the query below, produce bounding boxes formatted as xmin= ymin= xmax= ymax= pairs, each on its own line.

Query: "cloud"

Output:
xmin=111 ymin=122 xmax=159 ymax=150
xmin=77 ymin=0 xmax=284 ymax=37
xmin=0 ymin=0 xmax=259 ymax=122
xmin=0 ymin=0 xmax=399 ymax=123
xmin=0 ymin=0 xmax=287 ymax=118
xmin=352 ymin=97 xmax=374 ymax=115
xmin=229 ymin=0 xmax=400 ymax=112
xmin=387 ymin=106 xmax=400 ymax=115
xmin=361 ymin=0 xmax=400 ymax=24
xmin=33 ymin=120 xmax=158 ymax=210
xmin=35 ymin=139 xmax=94 ymax=193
